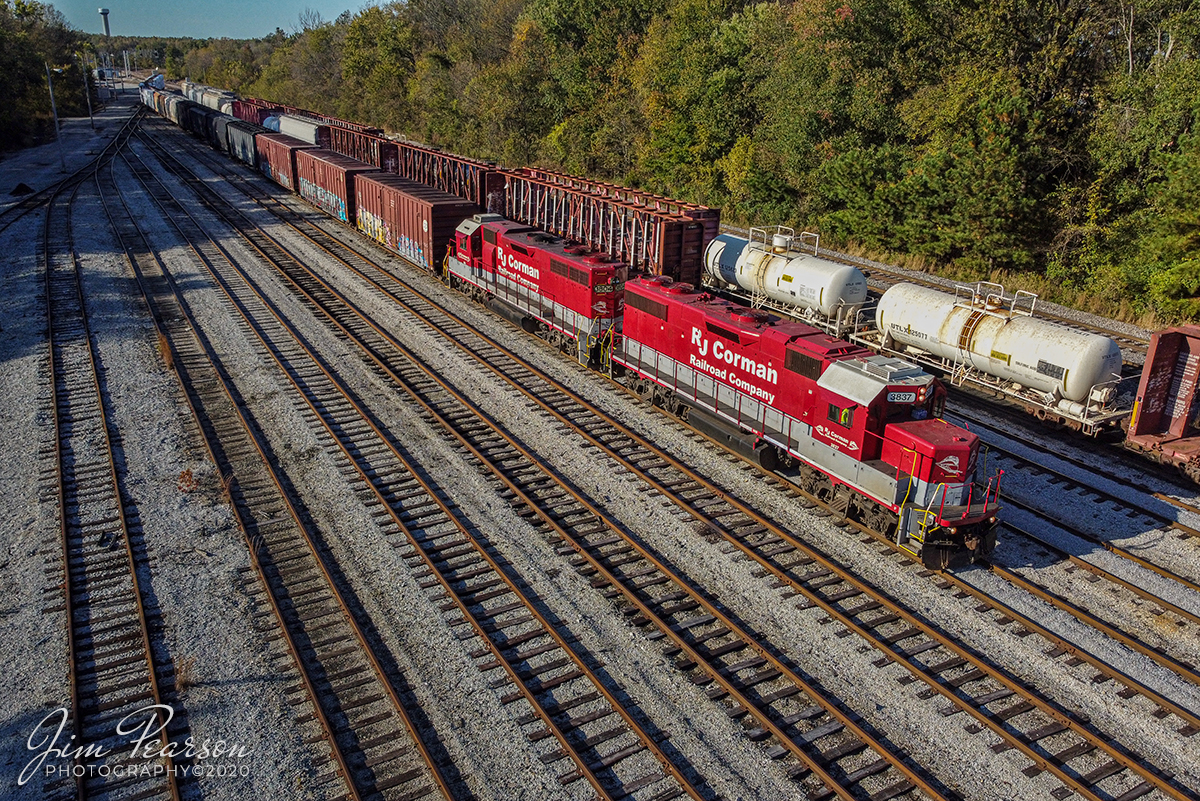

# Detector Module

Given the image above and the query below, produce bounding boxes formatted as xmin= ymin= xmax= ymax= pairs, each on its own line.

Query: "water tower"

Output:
xmin=98 ymin=8 xmax=110 ymax=36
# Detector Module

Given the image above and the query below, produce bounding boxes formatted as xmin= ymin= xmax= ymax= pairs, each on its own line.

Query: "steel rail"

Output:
xmin=998 ymin=522 xmax=1200 ymax=628
xmin=997 ymin=492 xmax=1200 ymax=596
xmin=140 ymin=129 xmax=951 ymax=801
xmin=101 ymin=151 xmax=406 ymax=801
xmin=119 ymin=141 xmax=462 ymax=801
xmin=227 ymin=206 xmax=1199 ymax=801
xmin=126 ymin=135 xmax=699 ymax=801
xmin=986 ymin=548 xmax=1200 ymax=687
xmin=42 ymin=121 xmax=181 ymax=801
xmin=149 ymin=119 xmax=1194 ymax=800
xmin=936 ymin=567 xmax=1200 ymax=738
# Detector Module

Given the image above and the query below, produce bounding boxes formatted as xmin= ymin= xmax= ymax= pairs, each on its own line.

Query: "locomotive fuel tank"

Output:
xmin=704 ymin=228 xmax=867 ymax=319
xmin=876 ymin=283 xmax=1123 ymax=404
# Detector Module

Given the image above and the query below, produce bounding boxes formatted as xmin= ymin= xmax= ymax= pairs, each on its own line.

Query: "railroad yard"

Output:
xmin=5 ymin=94 xmax=1200 ymax=801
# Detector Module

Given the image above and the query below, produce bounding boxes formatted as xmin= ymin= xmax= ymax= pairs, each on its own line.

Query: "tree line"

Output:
xmin=0 ymin=0 xmax=96 ymax=151
xmin=15 ymin=0 xmax=1200 ymax=322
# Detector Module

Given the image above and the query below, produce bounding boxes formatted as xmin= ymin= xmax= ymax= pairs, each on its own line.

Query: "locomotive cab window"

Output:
xmin=482 ymin=228 xmax=496 ymax=245
xmin=827 ymin=404 xmax=854 ymax=428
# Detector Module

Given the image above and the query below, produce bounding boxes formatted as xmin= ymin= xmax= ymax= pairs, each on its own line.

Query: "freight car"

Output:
xmin=704 ymin=229 xmax=1130 ymax=436
xmin=1128 ymin=326 xmax=1200 ymax=482
xmin=294 ymin=149 xmax=378 ymax=223
xmin=355 ymin=174 xmax=479 ymax=271
xmin=138 ymin=84 xmax=1002 ymax=566
xmin=704 ymin=227 xmax=868 ymax=335
xmin=256 ymin=133 xmax=317 ymax=192
xmin=278 ymin=114 xmax=333 ymax=149
xmin=871 ymin=282 xmax=1126 ymax=433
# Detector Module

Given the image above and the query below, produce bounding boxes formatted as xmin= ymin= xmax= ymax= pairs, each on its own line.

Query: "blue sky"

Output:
xmin=56 ymin=0 xmax=358 ymax=39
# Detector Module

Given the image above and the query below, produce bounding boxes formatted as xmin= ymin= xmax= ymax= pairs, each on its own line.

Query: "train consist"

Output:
xmin=1128 ymin=326 xmax=1200 ymax=482
xmin=138 ymin=82 xmax=1002 ymax=568
xmin=703 ymin=228 xmax=1130 ymax=436
xmin=701 ymin=229 xmax=1200 ymax=482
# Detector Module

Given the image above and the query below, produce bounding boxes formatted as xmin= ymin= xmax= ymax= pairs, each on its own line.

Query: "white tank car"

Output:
xmin=704 ymin=227 xmax=868 ymax=319
xmin=876 ymin=282 xmax=1123 ymax=405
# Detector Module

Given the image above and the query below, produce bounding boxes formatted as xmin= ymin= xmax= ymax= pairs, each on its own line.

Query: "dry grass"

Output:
xmin=157 ymin=332 xmax=173 ymax=370
xmin=176 ymin=468 xmax=199 ymax=493
xmin=175 ymin=656 xmax=197 ymax=692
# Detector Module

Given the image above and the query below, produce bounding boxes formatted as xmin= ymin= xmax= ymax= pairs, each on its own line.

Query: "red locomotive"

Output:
xmin=142 ymin=85 xmax=1003 ymax=567
xmin=448 ymin=214 xmax=627 ymax=366
xmin=613 ymin=276 xmax=1001 ymax=568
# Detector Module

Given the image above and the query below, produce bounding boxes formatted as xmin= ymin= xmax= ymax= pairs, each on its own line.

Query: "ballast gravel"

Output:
xmin=3 ymin=103 xmax=1198 ymax=801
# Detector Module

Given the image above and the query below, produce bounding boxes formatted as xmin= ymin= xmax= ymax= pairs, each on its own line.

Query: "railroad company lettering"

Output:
xmin=495 ymin=247 xmax=539 ymax=281
xmin=690 ymin=327 xmax=778 ymax=384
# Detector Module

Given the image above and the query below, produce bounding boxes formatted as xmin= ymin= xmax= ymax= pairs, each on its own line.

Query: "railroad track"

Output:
xmin=37 ymin=109 xmax=191 ymax=801
xmin=99 ymin=142 xmax=457 ymax=801
xmin=145 ymin=121 xmax=1198 ymax=800
xmin=948 ymin=407 xmax=1200 ymax=589
xmin=123 ymin=132 xmax=706 ymax=801
xmin=930 ymin=415 xmax=1200 ymax=712
xmin=139 ymin=120 xmax=949 ymax=801
xmin=947 ymin=403 xmax=1200 ymax=517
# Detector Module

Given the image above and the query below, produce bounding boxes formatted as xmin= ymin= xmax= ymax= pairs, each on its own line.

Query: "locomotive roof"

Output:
xmin=484 ymin=217 xmax=627 ymax=271
xmin=628 ymin=276 xmax=866 ymax=354
xmin=817 ymin=356 xmax=933 ymax=407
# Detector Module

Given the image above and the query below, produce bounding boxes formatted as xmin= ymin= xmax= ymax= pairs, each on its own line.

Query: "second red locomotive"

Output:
xmin=448 ymin=214 xmax=627 ymax=367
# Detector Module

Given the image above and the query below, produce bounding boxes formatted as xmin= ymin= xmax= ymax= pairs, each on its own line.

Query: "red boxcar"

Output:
xmin=255 ymin=132 xmax=317 ymax=192
xmin=613 ymin=276 xmax=1000 ymax=567
xmin=354 ymin=173 xmax=479 ymax=272
xmin=294 ymin=149 xmax=378 ymax=223
xmin=447 ymin=215 xmax=627 ymax=364
xmin=1128 ymin=325 xmax=1200 ymax=481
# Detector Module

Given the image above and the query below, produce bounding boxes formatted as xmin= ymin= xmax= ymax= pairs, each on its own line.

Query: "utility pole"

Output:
xmin=79 ymin=55 xmax=95 ymax=129
xmin=46 ymin=64 xmax=66 ymax=172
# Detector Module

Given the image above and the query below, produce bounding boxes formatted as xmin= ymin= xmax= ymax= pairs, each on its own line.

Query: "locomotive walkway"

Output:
xmin=156 ymin=125 xmax=1200 ymax=801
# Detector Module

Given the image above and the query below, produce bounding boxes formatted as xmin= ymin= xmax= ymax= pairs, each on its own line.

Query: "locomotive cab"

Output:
xmin=883 ymin=418 xmax=1000 ymax=568
xmin=453 ymin=213 xmax=506 ymax=277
